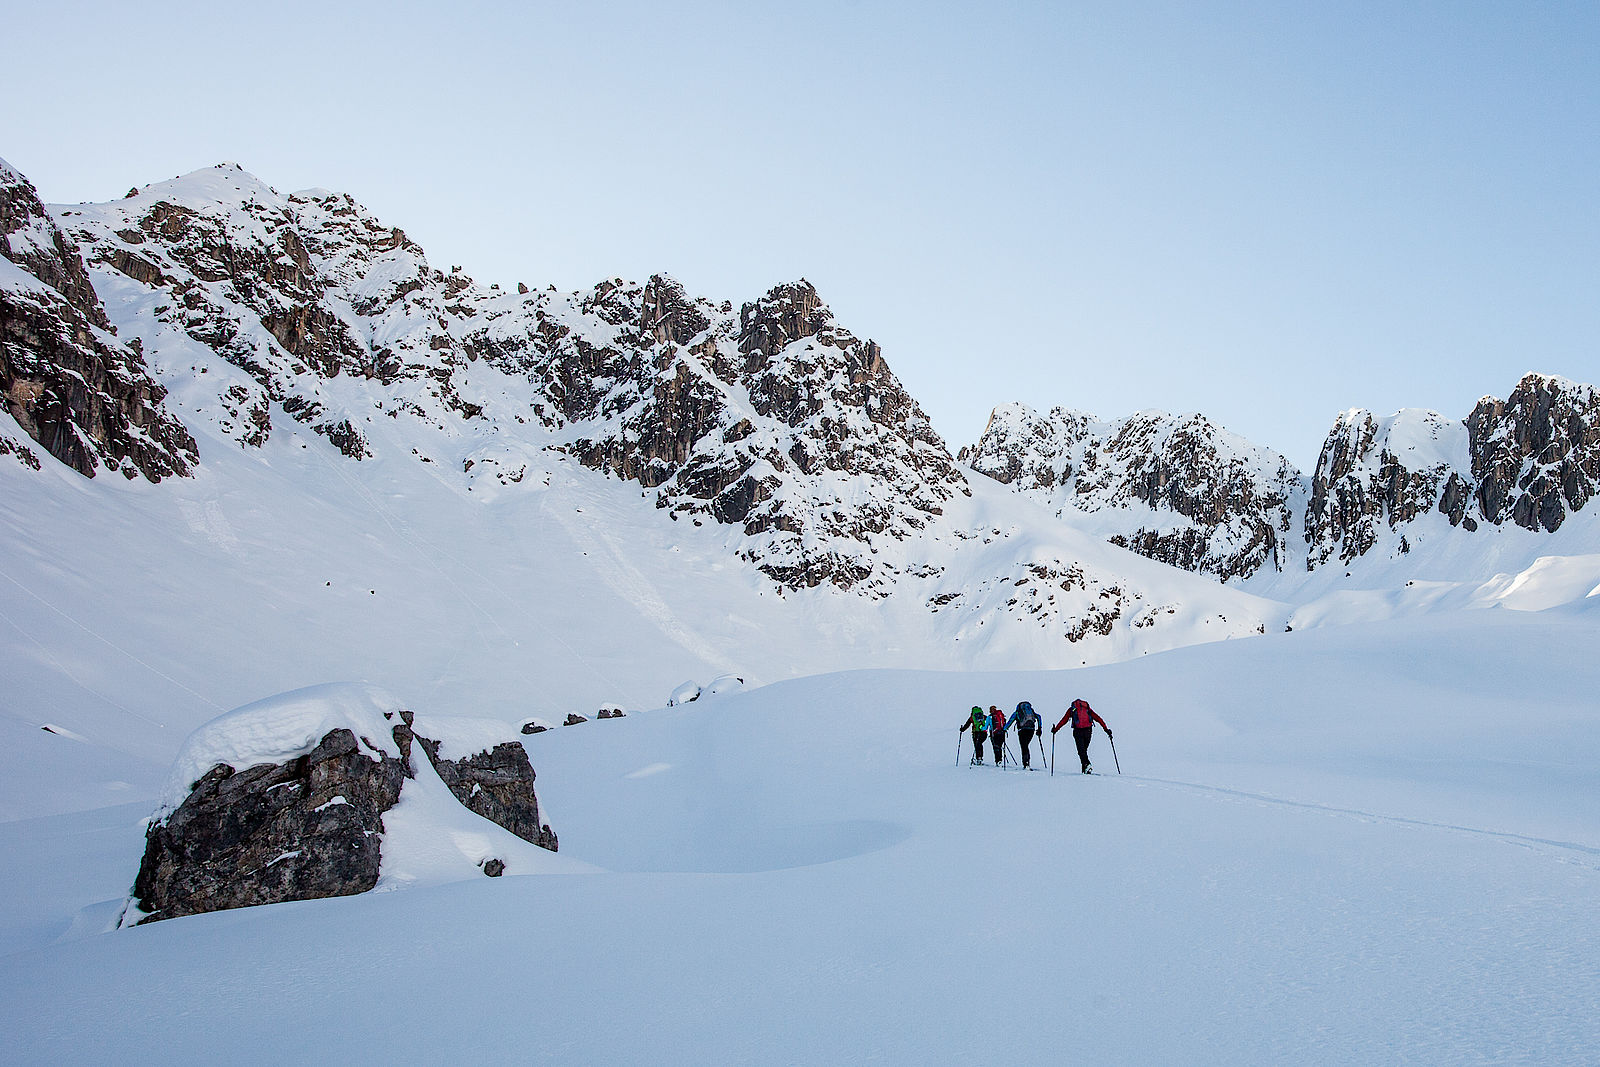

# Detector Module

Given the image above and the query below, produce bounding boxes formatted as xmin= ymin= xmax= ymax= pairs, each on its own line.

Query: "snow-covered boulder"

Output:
xmin=667 ymin=681 xmax=701 ymax=706
xmin=127 ymin=684 xmax=556 ymax=925
xmin=704 ymin=675 xmax=745 ymax=697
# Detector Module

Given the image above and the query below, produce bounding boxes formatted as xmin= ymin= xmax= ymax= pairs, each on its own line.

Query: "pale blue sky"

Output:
xmin=9 ymin=1 xmax=1597 ymax=468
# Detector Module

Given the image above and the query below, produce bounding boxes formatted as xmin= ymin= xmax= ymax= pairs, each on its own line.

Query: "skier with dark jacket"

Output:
xmin=1011 ymin=701 xmax=1042 ymax=769
xmin=959 ymin=706 xmax=989 ymax=764
xmin=988 ymin=705 xmax=1009 ymax=766
xmin=1052 ymin=698 xmax=1111 ymax=774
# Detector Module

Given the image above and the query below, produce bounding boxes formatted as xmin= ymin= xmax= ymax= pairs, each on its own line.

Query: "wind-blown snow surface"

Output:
xmin=2 ymin=608 xmax=1597 ymax=1063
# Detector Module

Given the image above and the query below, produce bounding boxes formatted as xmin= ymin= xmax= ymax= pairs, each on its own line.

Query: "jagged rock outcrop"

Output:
xmin=970 ymin=374 xmax=1600 ymax=579
xmin=478 ymin=272 xmax=967 ymax=591
xmin=129 ymin=691 xmax=557 ymax=925
xmin=131 ymin=726 xmax=405 ymax=924
xmin=1302 ymin=375 xmax=1599 ymax=564
xmin=50 ymin=164 xmax=964 ymax=593
xmin=54 ymin=165 xmax=498 ymax=458
xmin=1303 ymin=408 xmax=1472 ymax=566
xmin=414 ymin=733 xmax=558 ymax=852
xmin=962 ymin=404 xmax=1303 ymax=581
xmin=0 ymin=157 xmax=195 ymax=479
xmin=1465 ymin=374 xmax=1600 ymax=532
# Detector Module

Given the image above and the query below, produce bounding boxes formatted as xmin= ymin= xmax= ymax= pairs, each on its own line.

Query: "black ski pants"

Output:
xmin=971 ymin=729 xmax=987 ymax=762
xmin=1018 ymin=727 xmax=1035 ymax=767
xmin=1073 ymin=726 xmax=1093 ymax=771
xmin=991 ymin=729 xmax=1006 ymax=765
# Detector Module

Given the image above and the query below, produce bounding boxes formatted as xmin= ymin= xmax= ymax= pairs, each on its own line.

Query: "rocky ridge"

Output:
xmin=960 ymin=404 xmax=1304 ymax=581
xmin=10 ymin=156 xmax=1594 ymax=613
xmin=967 ymin=373 xmax=1600 ymax=578
xmin=51 ymin=164 xmax=963 ymax=593
xmin=0 ymin=157 xmax=195 ymax=479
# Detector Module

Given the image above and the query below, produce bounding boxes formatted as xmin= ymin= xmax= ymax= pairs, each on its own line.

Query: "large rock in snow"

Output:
xmin=127 ymin=685 xmax=556 ymax=925
xmin=131 ymin=725 xmax=406 ymax=924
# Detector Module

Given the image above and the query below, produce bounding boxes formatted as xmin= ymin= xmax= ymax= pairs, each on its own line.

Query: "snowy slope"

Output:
xmin=0 ymin=390 xmax=1285 ymax=821
xmin=2 ymin=608 xmax=1596 ymax=1063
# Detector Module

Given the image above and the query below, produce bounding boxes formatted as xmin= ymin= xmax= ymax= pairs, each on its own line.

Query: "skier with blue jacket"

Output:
xmin=1011 ymin=701 xmax=1042 ymax=769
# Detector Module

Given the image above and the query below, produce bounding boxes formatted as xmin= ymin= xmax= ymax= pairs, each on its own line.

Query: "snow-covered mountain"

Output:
xmin=49 ymin=163 xmax=967 ymax=593
xmin=960 ymin=404 xmax=1305 ymax=581
xmin=963 ymin=373 xmax=1600 ymax=584
xmin=0 ymin=159 xmax=1284 ymax=675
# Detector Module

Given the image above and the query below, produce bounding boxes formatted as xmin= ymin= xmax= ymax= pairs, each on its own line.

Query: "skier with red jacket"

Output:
xmin=988 ymin=705 xmax=1008 ymax=766
xmin=1052 ymin=698 xmax=1111 ymax=774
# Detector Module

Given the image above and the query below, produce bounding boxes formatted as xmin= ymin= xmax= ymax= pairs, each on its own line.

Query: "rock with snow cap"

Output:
xmin=127 ymin=684 xmax=557 ymax=924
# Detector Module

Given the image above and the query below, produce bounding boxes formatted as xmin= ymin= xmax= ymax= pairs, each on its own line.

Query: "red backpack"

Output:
xmin=991 ymin=708 xmax=1007 ymax=732
xmin=1072 ymin=700 xmax=1093 ymax=729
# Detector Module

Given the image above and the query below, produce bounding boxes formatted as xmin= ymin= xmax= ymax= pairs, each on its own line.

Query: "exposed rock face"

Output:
xmin=969 ymin=375 xmax=1600 ymax=578
xmin=131 ymin=727 xmax=404 ymax=924
xmin=0 ymin=157 xmax=195 ymax=480
xmin=130 ymin=702 xmax=557 ymax=925
xmin=415 ymin=735 xmax=558 ymax=852
xmin=962 ymin=404 xmax=1303 ymax=581
xmin=52 ymin=164 xmax=963 ymax=593
xmin=54 ymin=165 xmax=486 ymax=458
xmin=1303 ymin=408 xmax=1472 ymax=567
xmin=1466 ymin=374 xmax=1600 ymax=533
xmin=504 ymin=274 xmax=966 ymax=591
xmin=1302 ymin=376 xmax=1599 ymax=564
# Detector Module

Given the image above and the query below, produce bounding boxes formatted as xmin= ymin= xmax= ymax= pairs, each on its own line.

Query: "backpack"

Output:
xmin=970 ymin=708 xmax=987 ymax=732
xmin=1016 ymin=701 xmax=1036 ymax=728
xmin=1072 ymin=700 xmax=1093 ymax=729
xmin=991 ymin=708 xmax=1007 ymax=732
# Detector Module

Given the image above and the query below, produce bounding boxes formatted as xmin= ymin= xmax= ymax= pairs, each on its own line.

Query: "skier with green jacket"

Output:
xmin=958 ymin=706 xmax=989 ymax=765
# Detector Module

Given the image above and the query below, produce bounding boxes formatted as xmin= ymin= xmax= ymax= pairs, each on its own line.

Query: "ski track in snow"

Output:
xmin=545 ymin=493 xmax=741 ymax=677
xmin=1113 ymin=773 xmax=1600 ymax=870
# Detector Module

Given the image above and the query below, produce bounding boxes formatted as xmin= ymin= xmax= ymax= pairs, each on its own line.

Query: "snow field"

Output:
xmin=2 ymin=608 xmax=1597 ymax=1063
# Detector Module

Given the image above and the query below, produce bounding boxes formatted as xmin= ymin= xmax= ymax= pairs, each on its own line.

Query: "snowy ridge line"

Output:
xmin=1116 ymin=774 xmax=1600 ymax=865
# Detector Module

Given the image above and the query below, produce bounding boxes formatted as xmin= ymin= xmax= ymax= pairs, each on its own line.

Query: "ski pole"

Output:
xmin=1050 ymin=732 xmax=1055 ymax=776
xmin=1108 ymin=732 xmax=1121 ymax=775
xmin=955 ymin=730 xmax=962 ymax=768
xmin=1006 ymin=736 xmax=1020 ymax=767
